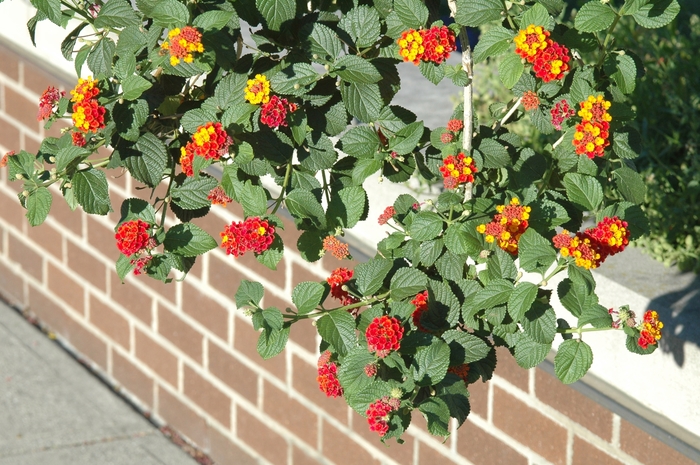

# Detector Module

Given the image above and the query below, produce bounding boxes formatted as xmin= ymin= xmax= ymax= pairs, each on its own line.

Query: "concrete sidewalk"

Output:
xmin=0 ymin=302 xmax=199 ymax=465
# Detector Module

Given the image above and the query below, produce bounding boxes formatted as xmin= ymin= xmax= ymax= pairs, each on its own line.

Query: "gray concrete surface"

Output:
xmin=0 ymin=302 xmax=197 ymax=465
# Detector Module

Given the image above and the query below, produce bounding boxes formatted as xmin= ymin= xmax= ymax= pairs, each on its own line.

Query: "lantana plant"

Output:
xmin=3 ymin=0 xmax=678 ymax=442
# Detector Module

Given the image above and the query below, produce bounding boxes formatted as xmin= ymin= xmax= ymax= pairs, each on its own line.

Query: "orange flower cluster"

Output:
xmin=327 ymin=267 xmax=358 ymax=306
xmin=439 ymin=153 xmax=477 ymax=189
xmin=521 ymin=90 xmax=540 ymax=111
xmin=398 ymin=26 xmax=456 ymax=65
xmin=552 ymin=216 xmax=630 ymax=269
xmin=180 ymin=122 xmax=232 ymax=176
xmin=476 ymin=198 xmax=531 ymax=255
xmin=70 ymin=77 xmax=105 ymax=134
xmin=322 ymin=235 xmax=350 ymax=260
xmin=638 ymin=310 xmax=663 ymax=349
xmin=317 ymin=351 xmax=343 ymax=398
xmin=161 ymin=26 xmax=204 ymax=66
xmin=220 ymin=217 xmax=275 ymax=257
xmin=573 ymin=95 xmax=612 ymax=158
xmin=411 ymin=291 xmax=429 ymax=333
xmin=514 ymin=25 xmax=570 ymax=82
xmin=377 ymin=206 xmax=396 ymax=225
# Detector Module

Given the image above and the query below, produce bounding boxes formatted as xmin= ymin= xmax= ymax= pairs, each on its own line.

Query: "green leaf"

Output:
xmin=418 ymin=61 xmax=445 ymax=85
xmin=339 ymin=126 xmax=380 ymax=159
xmin=316 ymin=309 xmax=357 ymax=356
xmin=412 ymin=339 xmax=450 ymax=386
xmin=599 ymin=202 xmax=648 ymax=240
xmin=121 ymin=75 xmax=152 ymax=100
xmin=87 ymin=38 xmax=116 ymax=77
xmin=116 ymin=26 xmax=147 ymax=57
xmin=508 ymin=282 xmax=538 ymax=321
xmin=304 ymin=23 xmax=342 ymax=62
xmin=262 ymin=307 xmax=284 ymax=331
xmin=441 ymin=330 xmax=490 ymax=364
xmin=257 ymin=326 xmax=290 ymax=359
xmin=554 ymin=339 xmax=593 ymax=384
xmin=340 ymin=82 xmax=383 ymax=123
xmin=355 ymin=258 xmax=393 ymax=296
xmin=454 ymin=0 xmax=503 ymax=27
xmin=409 ymin=211 xmax=443 ymax=241
xmin=284 ymin=189 xmax=326 ymax=228
xmin=613 ymin=166 xmax=646 ymax=204
xmin=436 ymin=374 xmax=471 ymax=426
xmin=418 ymin=398 xmax=451 ymax=437
xmin=479 ymin=138 xmax=511 ymax=169
xmin=61 ymin=22 xmax=87 ymax=61
xmin=73 ymin=168 xmax=112 ymax=215
xmin=518 ymin=229 xmax=557 ymax=274
xmin=575 ymin=1 xmax=616 ymax=33
xmin=181 ymin=107 xmax=218 ymax=134
xmin=621 ymin=0 xmax=650 ymax=16
xmin=612 ymin=127 xmax=642 ymax=159
xmin=256 ymin=0 xmax=295 ymax=30
xmin=192 ymin=10 xmax=234 ymax=30
xmin=569 ymin=68 xmax=595 ymax=105
xmin=292 ymin=282 xmax=325 ymax=315
xmin=390 ymin=267 xmax=428 ymax=301
xmin=31 ymin=0 xmax=61 ymax=25
xmin=270 ymin=63 xmax=318 ymax=96
xmin=113 ymin=99 xmax=149 ymax=142
xmin=26 ymin=187 xmax=52 ymax=227
xmin=345 ymin=380 xmax=393 ymax=415
xmin=558 ymin=278 xmax=594 ymax=318
xmin=579 ymin=304 xmax=613 ymax=328
xmin=256 ymin=235 xmax=284 ymax=271
xmin=498 ymin=53 xmax=525 ymax=89
xmin=472 ymin=279 xmax=514 ymax=310
xmin=632 ymin=0 xmax=680 ymax=28
xmin=119 ymin=197 xmax=157 ymax=224
xmin=537 ymin=0 xmax=566 ymax=14
xmin=151 ymin=0 xmax=190 ymax=27
xmin=56 ymin=146 xmax=90 ymax=172
xmin=207 ymin=73 xmax=247 ymax=111
xmin=513 ymin=335 xmax=551 ymax=368
xmin=523 ymin=303 xmax=556 ymax=344
xmin=606 ymin=54 xmax=636 ymax=94
xmin=563 ymin=173 xmax=604 ymax=211
xmin=352 ymin=159 xmax=382 ymax=184
xmin=127 ymin=133 xmax=168 ymax=187
xmin=301 ymin=131 xmax=337 ymax=170
xmin=163 ymin=223 xmax=217 ymax=257
xmin=171 ymin=176 xmax=218 ymax=210
xmin=236 ymin=280 xmax=264 ymax=308
xmin=444 ymin=223 xmax=480 ymax=256
xmin=238 ymin=181 xmax=268 ymax=217
xmin=472 ymin=26 xmax=515 ymax=63
xmin=487 ymin=248 xmax=517 ymax=281
xmin=338 ymin=347 xmax=376 ymax=395
xmin=393 ymin=0 xmax=429 ymax=29
xmin=116 ymin=254 xmax=135 ymax=281
xmin=390 ymin=121 xmax=424 ymax=156
xmin=337 ymin=5 xmax=381 ymax=48
xmin=326 ymin=185 xmax=367 ymax=229
xmin=94 ymin=0 xmax=141 ymax=28
xmin=521 ymin=3 xmax=550 ymax=27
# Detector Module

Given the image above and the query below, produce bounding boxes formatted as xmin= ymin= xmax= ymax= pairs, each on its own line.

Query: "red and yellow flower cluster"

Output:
xmin=398 ymin=26 xmax=456 ymax=65
xmin=244 ymin=74 xmax=298 ymax=129
xmin=70 ymin=77 xmax=106 ymax=139
xmin=37 ymin=86 xmax=64 ymax=121
xmin=552 ymin=216 xmax=630 ymax=270
xmin=411 ymin=291 xmax=429 ymax=333
xmin=180 ymin=122 xmax=232 ymax=176
xmin=573 ymin=95 xmax=613 ymax=158
xmin=439 ymin=153 xmax=478 ymax=189
xmin=638 ymin=310 xmax=663 ymax=349
xmin=161 ymin=26 xmax=204 ymax=66
xmin=514 ymin=25 xmax=570 ymax=82
xmin=115 ymin=219 xmax=151 ymax=256
xmin=366 ymin=315 xmax=404 ymax=358
xmin=317 ymin=351 xmax=343 ymax=398
xmin=366 ymin=396 xmax=400 ymax=437
xmin=327 ymin=267 xmax=358 ymax=306
xmin=220 ymin=216 xmax=275 ymax=257
xmin=476 ymin=198 xmax=531 ymax=255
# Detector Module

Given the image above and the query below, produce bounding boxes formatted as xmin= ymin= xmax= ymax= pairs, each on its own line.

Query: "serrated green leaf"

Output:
xmin=575 ymin=1 xmax=616 ymax=33
xmin=558 ymin=278 xmax=595 ymax=318
xmin=113 ymin=98 xmax=149 ymax=142
xmin=171 ymin=176 xmax=218 ymax=210
xmin=31 ymin=0 xmax=61 ymax=25
xmin=513 ymin=334 xmax=551 ymax=368
xmin=418 ymin=61 xmax=445 ymax=85
xmin=579 ymin=304 xmax=613 ymax=328
xmin=339 ymin=126 xmax=381 ymax=159
xmin=61 ymin=22 xmax=87 ymax=61
xmin=236 ymin=280 xmax=264 ymax=308
xmin=442 ymin=330 xmax=490 ymax=364
xmin=317 ymin=309 xmax=357 ymax=356
xmin=127 ymin=133 xmax=168 ymax=187
xmin=508 ymin=282 xmax=538 ymax=321
xmin=472 ymin=279 xmax=514 ymax=310
xmin=419 ymin=398 xmax=451 ymax=437
xmin=612 ymin=127 xmax=641 ymax=159
xmin=26 ymin=187 xmax=52 ymax=227
xmin=569 ymin=68 xmax=595 ymax=105
xmin=355 ymin=258 xmax=393 ymax=296
xmin=284 ymin=189 xmax=325 ymax=228
xmin=632 ymin=0 xmax=679 ymax=28
xmin=181 ymin=107 xmax=219 ymax=134
xmin=327 ymin=185 xmax=367 ymax=229
xmin=499 ymin=53 xmax=525 ymax=89
xmin=340 ymin=82 xmax=383 ymax=123
xmin=479 ymin=138 xmax=511 ymax=168
xmin=523 ymin=303 xmax=556 ymax=344
xmin=409 ymin=211 xmax=443 ymax=241
xmin=56 ymin=146 xmax=90 ymax=172
xmin=94 ymin=0 xmax=141 ymax=28
xmin=599 ymin=202 xmax=648 ymax=240
xmin=338 ymin=347 xmax=376 ymax=395
xmin=521 ymin=3 xmax=550 ymax=27
xmin=608 ymin=54 xmax=636 ymax=94
xmin=563 ymin=173 xmax=603 ymax=211
xmin=304 ymin=22 xmax=342 ymax=61
xmin=554 ymin=339 xmax=593 ymax=384
xmin=436 ymin=374 xmax=471 ymax=426
xmin=518 ymin=228 xmax=557 ymax=273
xmin=390 ymin=267 xmax=428 ymax=300
xmin=412 ymin=339 xmax=450 ymax=386
xmin=256 ymin=0 xmax=294 ymax=30
xmin=116 ymin=254 xmax=135 ymax=281
xmin=73 ymin=168 xmax=112 ymax=215
xmin=487 ymin=247 xmax=517 ymax=281
xmin=151 ymin=0 xmax=190 ymax=27
xmin=163 ymin=223 xmax=217 ymax=257
xmin=238 ymin=181 xmax=268 ymax=217
xmin=338 ymin=5 xmax=381 ymax=47
xmin=262 ymin=307 xmax=283 ymax=331
xmin=613 ymin=166 xmax=646 ymax=204
xmin=116 ymin=26 xmax=147 ymax=57
xmin=119 ymin=197 xmax=157 ymax=224
xmin=192 ymin=10 xmax=234 ymax=30
xmin=121 ymin=75 xmax=152 ymax=100
xmin=87 ymin=38 xmax=116 ymax=77
xmin=255 ymin=235 xmax=283 ymax=270
xmin=444 ymin=223 xmax=480 ymax=256
xmin=454 ymin=0 xmax=503 ymax=27
xmin=257 ymin=325 xmax=289 ymax=359
xmin=472 ymin=26 xmax=515 ymax=63
xmin=271 ymin=63 xmax=318 ymax=96
xmin=292 ymin=282 xmax=325 ymax=314
xmin=394 ymin=0 xmax=429 ymax=29
xmin=301 ymin=131 xmax=337 ymax=170
xmin=390 ymin=121 xmax=424 ymax=156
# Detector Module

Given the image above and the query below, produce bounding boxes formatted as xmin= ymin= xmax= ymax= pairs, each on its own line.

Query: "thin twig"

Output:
xmin=493 ymin=97 xmax=522 ymax=132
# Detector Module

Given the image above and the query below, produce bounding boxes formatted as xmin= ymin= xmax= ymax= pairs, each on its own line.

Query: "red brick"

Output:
xmin=28 ymin=284 xmax=107 ymax=368
xmin=158 ymin=304 xmax=203 ymax=363
xmin=0 ymin=188 xmax=25 ymax=230
xmin=0 ymin=115 xmax=21 ymax=153
xmin=182 ymin=280 xmax=229 ymax=341
xmin=23 ymin=60 xmax=68 ymax=96
xmin=209 ymin=251 xmax=285 ymax=302
xmin=184 ymin=364 xmax=231 ymax=427
xmin=322 ymin=419 xmax=380 ymax=465
xmin=23 ymin=133 xmax=41 ymax=154
xmin=468 ymin=379 xmax=489 ymax=419
xmin=141 ymin=273 xmax=177 ymax=303
xmin=457 ymin=420 xmax=528 ymax=465
xmin=48 ymin=190 xmax=83 ymax=236
xmin=0 ymin=260 xmax=24 ymax=305
xmin=493 ymin=386 xmax=567 ymax=465
xmin=234 ymin=315 xmax=286 ymax=379
xmin=236 ymin=407 xmax=288 ymax=465
xmin=26 ymin=221 xmax=62 ymax=259
xmin=8 ymin=234 xmax=43 ymax=282
xmin=45 ymin=119 xmax=71 ymax=140
xmin=67 ymin=240 xmax=107 ymax=290
xmin=293 ymin=445 xmax=324 ymax=465
xmin=112 ymin=349 xmax=153 ymax=406
xmin=619 ymin=419 xmax=698 ymax=465
xmin=4 ymin=86 xmax=40 ymax=132
xmin=572 ymin=436 xmax=623 ymax=465
xmin=208 ymin=341 xmax=257 ymax=403
xmin=495 ymin=346 xmax=529 ymax=392
xmin=89 ymin=295 xmax=130 ymax=349
xmin=536 ymin=368 xmax=612 ymax=440
xmin=353 ymin=413 xmax=414 ymax=463
xmin=110 ymin=272 xmax=153 ymax=325
xmin=158 ymin=386 xmax=209 ymax=447
xmin=264 ymin=380 xmax=318 ymax=446
xmin=408 ymin=410 xmax=453 ymax=453
xmin=135 ymin=328 xmax=178 ymax=387
xmin=209 ymin=427 xmax=257 ymax=465
xmin=47 ymin=262 xmax=84 ymax=314
xmin=417 ymin=441 xmax=461 ymax=465
xmin=0 ymin=46 xmax=20 ymax=81
xmin=267 ymin=290 xmax=317 ymax=353
xmin=87 ymin=216 xmax=117 ymax=259
xmin=292 ymin=355 xmax=348 ymax=424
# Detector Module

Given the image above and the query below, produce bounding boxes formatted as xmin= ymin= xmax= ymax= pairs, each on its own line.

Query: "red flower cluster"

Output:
xmin=521 ymin=90 xmax=540 ymax=111
xmin=638 ymin=310 xmax=663 ymax=349
xmin=514 ymin=25 xmax=570 ymax=82
xmin=207 ymin=186 xmax=232 ymax=207
xmin=378 ymin=206 xmax=396 ymax=225
xmin=476 ymin=198 xmax=531 ymax=254
xmin=397 ymin=26 xmax=456 ymax=65
xmin=366 ymin=315 xmax=404 ymax=358
xmin=180 ymin=122 xmax=232 ymax=176
xmin=161 ymin=26 xmax=204 ymax=66
xmin=551 ymin=99 xmax=575 ymax=130
xmin=71 ymin=132 xmax=86 ymax=147
xmin=260 ymin=95 xmax=297 ymax=129
xmin=130 ymin=256 xmax=153 ymax=276
xmin=220 ymin=217 xmax=275 ymax=257
xmin=317 ymin=351 xmax=343 ymax=398
xmin=364 ymin=362 xmax=378 ymax=377
xmin=327 ymin=267 xmax=358 ymax=306
xmin=411 ymin=291 xmax=429 ymax=332
xmin=322 ymin=235 xmax=350 ymax=260
xmin=70 ymin=77 xmax=105 ymax=134
xmin=37 ymin=86 xmax=64 ymax=121
xmin=573 ymin=95 xmax=613 ymax=158
xmin=439 ymin=153 xmax=477 ymax=189
xmin=115 ymin=219 xmax=151 ymax=256
xmin=447 ymin=119 xmax=464 ymax=132
xmin=366 ymin=396 xmax=400 ymax=437
xmin=552 ymin=216 xmax=630 ymax=270
xmin=447 ymin=363 xmax=470 ymax=385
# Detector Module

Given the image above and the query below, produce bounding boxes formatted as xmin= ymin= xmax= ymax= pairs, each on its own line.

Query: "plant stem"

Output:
xmin=493 ymin=97 xmax=522 ymax=131
xmin=283 ymin=291 xmax=391 ymax=321
xmin=271 ymin=162 xmax=293 ymax=215
xmin=557 ymin=326 xmax=617 ymax=335
xmin=597 ymin=8 xmax=622 ymax=68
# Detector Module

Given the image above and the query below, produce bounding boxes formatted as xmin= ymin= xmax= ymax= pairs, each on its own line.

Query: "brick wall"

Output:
xmin=0 ymin=40 xmax=697 ymax=465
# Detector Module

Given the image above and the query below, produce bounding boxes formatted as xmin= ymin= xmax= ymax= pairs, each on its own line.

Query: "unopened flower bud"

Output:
xmin=312 ymin=54 xmax=319 ymax=59
xmin=64 ymin=182 xmax=71 ymax=188
xmin=479 ymin=250 xmax=490 ymax=259
xmin=377 ymin=175 xmax=384 ymax=183
xmin=15 ymin=173 xmax=23 ymax=180
xmin=324 ymin=64 xmax=330 ymax=71
xmin=390 ymin=387 xmax=402 ymax=399
xmin=49 ymin=156 xmax=56 ymax=163
xmin=293 ymin=83 xmax=300 ymax=90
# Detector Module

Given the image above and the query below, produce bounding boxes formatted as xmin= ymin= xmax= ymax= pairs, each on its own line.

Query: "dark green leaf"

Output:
xmin=338 ymin=347 xmax=376 ymax=395
xmin=94 ymin=0 xmax=141 ymax=28
xmin=285 ymin=189 xmax=326 ymax=228
xmin=116 ymin=254 xmax=135 ymax=281
xmin=73 ymin=168 xmax=112 ymax=215
xmin=192 ymin=10 xmax=234 ymax=30
xmin=26 ymin=187 xmax=52 ymax=227
xmin=632 ymin=0 xmax=680 ymax=28
xmin=442 ymin=330 xmax=490 ymax=364
xmin=518 ymin=229 xmax=557 ymax=274
xmin=409 ymin=211 xmax=443 ymax=241
xmin=304 ymin=23 xmax=342 ymax=61
xmin=151 ymin=0 xmax=190 ymax=27
xmin=128 ymin=133 xmax=168 ymax=187
xmin=270 ymin=63 xmax=318 ymax=96
xmin=326 ymin=186 xmax=367 ymax=229
xmin=472 ymin=279 xmax=514 ymax=310
xmin=454 ymin=0 xmax=503 ymax=27
xmin=513 ymin=334 xmax=551 ymax=368
xmin=292 ymin=282 xmax=325 ymax=314
xmin=316 ymin=309 xmax=357 ymax=356
xmin=412 ymin=339 xmax=450 ymax=386
xmin=236 ymin=280 xmax=264 ymax=308
xmin=487 ymin=248 xmax=517 ymax=281
xmin=171 ymin=176 xmax=218 ymax=210
xmin=354 ymin=259 xmax=393 ymax=296
xmin=121 ymin=75 xmax=152 ymax=100
xmin=418 ymin=61 xmax=445 ymax=85
xmin=523 ymin=303 xmax=556 ymax=344
xmin=554 ymin=339 xmax=593 ymax=384
xmin=479 ymin=138 xmax=510 ymax=169
xmin=238 ymin=181 xmax=268 ymax=217
xmin=498 ymin=53 xmax=524 ymax=89
xmin=444 ymin=223 xmax=481 ymax=256
xmin=418 ymin=398 xmax=450 ymax=437
xmin=521 ymin=3 xmax=550 ymax=27
xmin=61 ymin=22 xmax=87 ymax=61
xmin=579 ymin=304 xmax=613 ymax=328
xmin=340 ymin=82 xmax=383 ymax=123
xmin=613 ymin=166 xmax=646 ymax=204
xmin=339 ymin=126 xmax=380 ymax=159
xmin=473 ymin=26 xmax=514 ymax=63
xmin=257 ymin=326 xmax=289 ymax=359
xmin=163 ymin=223 xmax=217 ymax=257
xmin=394 ymin=0 xmax=429 ymax=29
xmin=575 ymin=1 xmax=616 ymax=33
xmin=56 ymin=146 xmax=90 ymax=172
xmin=119 ymin=197 xmax=157 ymax=224
xmin=612 ymin=127 xmax=642 ymax=160
xmin=563 ymin=173 xmax=604 ymax=211
xmin=436 ymin=374 xmax=471 ymax=426
xmin=87 ymin=38 xmax=116 ymax=77
xmin=31 ymin=0 xmax=61 ymax=25
xmin=390 ymin=121 xmax=424 ymax=156
xmin=301 ymin=131 xmax=337 ymax=170
xmin=338 ymin=5 xmax=381 ymax=47
xmin=390 ymin=267 xmax=428 ymax=301
xmin=508 ymin=282 xmax=538 ymax=321
xmin=256 ymin=0 xmax=295 ymax=30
